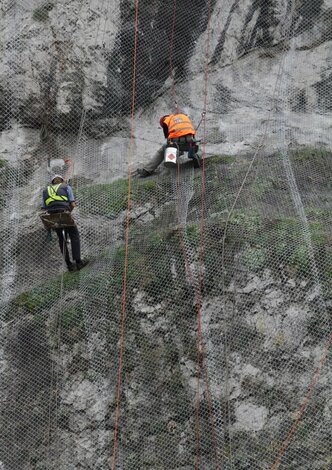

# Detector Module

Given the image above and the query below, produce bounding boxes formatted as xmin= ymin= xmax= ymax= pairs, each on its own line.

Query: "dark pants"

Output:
xmin=143 ymin=135 xmax=200 ymax=173
xmin=172 ymin=135 xmax=199 ymax=157
xmin=55 ymin=226 xmax=81 ymax=265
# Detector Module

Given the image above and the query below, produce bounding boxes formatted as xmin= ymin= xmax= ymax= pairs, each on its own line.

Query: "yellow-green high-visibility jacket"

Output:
xmin=42 ymin=183 xmax=70 ymax=211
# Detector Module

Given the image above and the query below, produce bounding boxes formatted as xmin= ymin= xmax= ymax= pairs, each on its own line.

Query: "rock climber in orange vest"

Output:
xmin=137 ymin=113 xmax=201 ymax=177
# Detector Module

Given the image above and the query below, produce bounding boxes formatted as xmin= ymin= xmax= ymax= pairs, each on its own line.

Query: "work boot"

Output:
xmin=76 ymin=259 xmax=89 ymax=270
xmin=67 ymin=261 xmax=76 ymax=272
xmin=137 ymin=168 xmax=153 ymax=178
xmin=192 ymin=155 xmax=201 ymax=169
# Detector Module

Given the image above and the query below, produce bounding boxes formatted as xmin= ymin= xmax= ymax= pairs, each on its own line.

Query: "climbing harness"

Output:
xmin=40 ymin=211 xmax=76 ymax=231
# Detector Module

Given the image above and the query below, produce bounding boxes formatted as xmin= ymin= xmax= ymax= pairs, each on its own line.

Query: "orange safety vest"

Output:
xmin=164 ymin=114 xmax=196 ymax=139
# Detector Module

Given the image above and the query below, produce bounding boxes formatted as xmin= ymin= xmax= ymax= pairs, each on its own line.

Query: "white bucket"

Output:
xmin=49 ymin=158 xmax=65 ymax=170
xmin=164 ymin=146 xmax=178 ymax=167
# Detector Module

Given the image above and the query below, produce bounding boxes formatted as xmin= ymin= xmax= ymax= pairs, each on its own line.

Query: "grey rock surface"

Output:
xmin=0 ymin=1 xmax=331 ymax=469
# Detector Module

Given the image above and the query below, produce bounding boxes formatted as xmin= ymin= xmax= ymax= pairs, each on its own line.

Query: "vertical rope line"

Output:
xmin=219 ymin=17 xmax=295 ymax=466
xmin=169 ymin=0 xmax=179 ymax=112
xmin=47 ymin=232 xmax=66 ymax=463
xmin=175 ymin=160 xmax=202 ymax=466
xmin=167 ymin=2 xmax=202 ymax=458
xmin=74 ymin=0 xmax=108 ymax=193
xmin=271 ymin=332 xmax=332 ymax=469
xmin=111 ymin=1 xmax=139 ymax=468
xmin=174 ymin=149 xmax=203 ymax=465
xmin=195 ymin=1 xmax=220 ymax=468
xmin=170 ymin=1 xmax=217 ymax=467
xmin=54 ymin=237 xmax=66 ymax=458
xmin=47 ymin=352 xmax=55 ymax=463
xmin=270 ymin=6 xmax=332 ymax=463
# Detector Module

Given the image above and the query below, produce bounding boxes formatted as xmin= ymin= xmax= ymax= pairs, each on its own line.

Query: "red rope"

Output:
xmin=175 ymin=163 xmax=219 ymax=470
xmin=172 ymin=1 xmax=219 ymax=467
xmin=195 ymin=1 xmax=220 ymax=468
xmin=175 ymin=158 xmax=202 ymax=464
xmin=111 ymin=1 xmax=139 ymax=468
xmin=197 ymin=0 xmax=220 ymax=469
xmin=271 ymin=330 xmax=332 ymax=469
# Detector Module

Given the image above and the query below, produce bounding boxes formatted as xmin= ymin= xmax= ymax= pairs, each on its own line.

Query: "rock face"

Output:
xmin=0 ymin=152 xmax=331 ymax=469
xmin=0 ymin=0 xmax=332 ymax=149
xmin=0 ymin=0 xmax=211 ymax=133
xmin=0 ymin=1 xmax=332 ymax=469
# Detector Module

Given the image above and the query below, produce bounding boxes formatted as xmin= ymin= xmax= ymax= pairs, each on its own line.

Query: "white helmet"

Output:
xmin=51 ymin=174 xmax=64 ymax=183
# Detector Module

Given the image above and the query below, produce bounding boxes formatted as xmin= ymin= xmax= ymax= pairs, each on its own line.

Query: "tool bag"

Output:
xmin=40 ymin=211 xmax=76 ymax=230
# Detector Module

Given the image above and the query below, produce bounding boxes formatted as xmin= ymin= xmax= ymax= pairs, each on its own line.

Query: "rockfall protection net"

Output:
xmin=0 ymin=0 xmax=332 ymax=469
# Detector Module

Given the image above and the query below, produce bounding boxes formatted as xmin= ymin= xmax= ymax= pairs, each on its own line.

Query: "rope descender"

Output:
xmin=195 ymin=111 xmax=206 ymax=132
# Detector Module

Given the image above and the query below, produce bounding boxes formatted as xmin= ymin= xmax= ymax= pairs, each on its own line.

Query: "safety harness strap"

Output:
xmin=45 ymin=183 xmax=69 ymax=206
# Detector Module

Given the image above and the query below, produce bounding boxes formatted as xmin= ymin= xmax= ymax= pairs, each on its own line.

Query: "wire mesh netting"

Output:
xmin=0 ymin=0 xmax=331 ymax=469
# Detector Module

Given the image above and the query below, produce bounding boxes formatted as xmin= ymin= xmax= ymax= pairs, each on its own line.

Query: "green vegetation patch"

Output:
xmin=289 ymin=146 xmax=331 ymax=162
xmin=195 ymin=150 xmax=331 ymax=287
xmin=228 ymin=208 xmax=262 ymax=233
xmin=112 ymin=243 xmax=151 ymax=290
xmin=77 ymin=179 xmax=130 ymax=218
xmin=226 ymin=213 xmax=330 ymax=276
xmin=6 ymin=271 xmax=81 ymax=322
xmin=252 ymin=177 xmax=274 ymax=197
xmin=204 ymin=154 xmax=236 ymax=166
xmin=185 ymin=223 xmax=201 ymax=244
xmin=77 ymin=177 xmax=162 ymax=218
xmin=260 ymin=217 xmax=328 ymax=275
xmin=202 ymin=207 xmax=331 ymax=295
xmin=112 ymin=228 xmax=185 ymax=301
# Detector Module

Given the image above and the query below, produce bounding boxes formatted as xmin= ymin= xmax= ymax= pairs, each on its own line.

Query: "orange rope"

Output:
xmin=172 ymin=1 xmax=219 ymax=467
xmin=175 ymin=163 xmax=219 ymax=470
xmin=174 ymin=160 xmax=203 ymax=464
xmin=111 ymin=1 xmax=139 ymax=468
xmin=195 ymin=1 xmax=220 ymax=468
xmin=271 ymin=331 xmax=332 ymax=469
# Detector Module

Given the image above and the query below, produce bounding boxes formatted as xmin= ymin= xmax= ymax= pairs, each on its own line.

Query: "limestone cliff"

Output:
xmin=0 ymin=1 xmax=332 ymax=469
xmin=0 ymin=0 xmax=332 ymax=149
